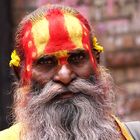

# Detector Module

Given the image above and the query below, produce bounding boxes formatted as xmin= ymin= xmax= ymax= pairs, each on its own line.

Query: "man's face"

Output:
xmin=18 ymin=49 xmax=118 ymax=139
xmin=20 ymin=10 xmax=98 ymax=84
xmin=32 ymin=48 xmax=94 ymax=99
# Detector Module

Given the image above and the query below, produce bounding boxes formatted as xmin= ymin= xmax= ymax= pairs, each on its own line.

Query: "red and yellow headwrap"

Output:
xmin=10 ymin=5 xmax=103 ymax=84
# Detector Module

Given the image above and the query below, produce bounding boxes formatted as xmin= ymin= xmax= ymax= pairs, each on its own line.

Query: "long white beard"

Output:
xmin=15 ymin=68 xmax=120 ymax=140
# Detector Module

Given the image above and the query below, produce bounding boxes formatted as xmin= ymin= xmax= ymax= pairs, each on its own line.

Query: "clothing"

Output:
xmin=125 ymin=121 xmax=140 ymax=140
xmin=113 ymin=116 xmax=134 ymax=140
xmin=0 ymin=123 xmax=20 ymax=140
xmin=0 ymin=118 xmax=137 ymax=140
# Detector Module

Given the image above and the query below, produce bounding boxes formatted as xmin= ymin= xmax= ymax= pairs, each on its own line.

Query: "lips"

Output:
xmin=60 ymin=92 xmax=75 ymax=99
xmin=54 ymin=91 xmax=76 ymax=100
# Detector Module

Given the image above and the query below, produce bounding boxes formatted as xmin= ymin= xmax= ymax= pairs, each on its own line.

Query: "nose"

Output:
xmin=53 ymin=64 xmax=75 ymax=85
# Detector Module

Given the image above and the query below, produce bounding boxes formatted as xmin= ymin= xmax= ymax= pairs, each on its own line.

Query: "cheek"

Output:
xmin=32 ymin=67 xmax=56 ymax=85
xmin=74 ymin=61 xmax=94 ymax=78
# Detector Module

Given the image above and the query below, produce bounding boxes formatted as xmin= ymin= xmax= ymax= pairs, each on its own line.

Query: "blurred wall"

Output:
xmin=91 ymin=0 xmax=140 ymax=121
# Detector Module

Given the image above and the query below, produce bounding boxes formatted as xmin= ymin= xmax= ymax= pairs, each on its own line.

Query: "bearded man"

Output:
xmin=0 ymin=4 xmax=139 ymax=140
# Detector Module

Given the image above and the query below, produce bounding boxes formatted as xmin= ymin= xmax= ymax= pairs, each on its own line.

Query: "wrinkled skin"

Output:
xmin=14 ymin=62 xmax=120 ymax=140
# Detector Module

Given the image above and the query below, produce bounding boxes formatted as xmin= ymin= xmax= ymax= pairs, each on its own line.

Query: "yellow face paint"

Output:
xmin=31 ymin=17 xmax=50 ymax=57
xmin=18 ymin=8 xmax=98 ymax=84
xmin=64 ymin=13 xmax=83 ymax=49
xmin=31 ymin=12 xmax=89 ymax=59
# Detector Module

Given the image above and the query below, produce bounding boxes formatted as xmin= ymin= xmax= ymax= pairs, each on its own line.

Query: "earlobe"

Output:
xmin=92 ymin=49 xmax=100 ymax=64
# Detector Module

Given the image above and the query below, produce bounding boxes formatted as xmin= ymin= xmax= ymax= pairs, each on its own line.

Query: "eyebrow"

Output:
xmin=68 ymin=49 xmax=86 ymax=55
xmin=37 ymin=49 xmax=87 ymax=60
xmin=39 ymin=54 xmax=55 ymax=59
xmin=35 ymin=55 xmax=55 ymax=64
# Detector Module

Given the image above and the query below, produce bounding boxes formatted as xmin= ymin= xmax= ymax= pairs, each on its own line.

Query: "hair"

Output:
xmin=13 ymin=66 xmax=120 ymax=140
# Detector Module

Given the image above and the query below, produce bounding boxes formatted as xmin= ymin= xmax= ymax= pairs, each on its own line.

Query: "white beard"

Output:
xmin=15 ymin=68 xmax=120 ymax=140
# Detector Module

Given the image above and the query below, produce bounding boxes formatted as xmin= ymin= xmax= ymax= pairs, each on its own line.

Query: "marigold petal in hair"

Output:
xmin=9 ymin=50 xmax=20 ymax=67
xmin=93 ymin=37 xmax=104 ymax=52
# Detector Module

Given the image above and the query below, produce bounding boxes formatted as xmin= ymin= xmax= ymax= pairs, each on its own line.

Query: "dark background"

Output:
xmin=0 ymin=0 xmax=13 ymax=130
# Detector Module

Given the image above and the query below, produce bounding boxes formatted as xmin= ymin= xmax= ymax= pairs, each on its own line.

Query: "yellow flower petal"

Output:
xmin=93 ymin=37 xmax=104 ymax=52
xmin=9 ymin=50 xmax=20 ymax=67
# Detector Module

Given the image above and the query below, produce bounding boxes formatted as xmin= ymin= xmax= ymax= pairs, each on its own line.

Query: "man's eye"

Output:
xmin=37 ymin=56 xmax=58 ymax=67
xmin=68 ymin=52 xmax=88 ymax=65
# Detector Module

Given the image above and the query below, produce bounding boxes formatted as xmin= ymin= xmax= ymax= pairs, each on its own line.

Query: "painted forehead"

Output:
xmin=22 ymin=9 xmax=90 ymax=59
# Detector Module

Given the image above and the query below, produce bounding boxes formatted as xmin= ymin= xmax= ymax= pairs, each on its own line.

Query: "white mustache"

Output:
xmin=30 ymin=77 xmax=102 ymax=105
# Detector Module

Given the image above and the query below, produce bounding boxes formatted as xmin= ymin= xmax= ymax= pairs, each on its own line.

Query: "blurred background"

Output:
xmin=0 ymin=0 xmax=140 ymax=130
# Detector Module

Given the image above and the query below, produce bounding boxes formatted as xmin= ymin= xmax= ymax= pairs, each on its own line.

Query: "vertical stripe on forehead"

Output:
xmin=76 ymin=13 xmax=98 ymax=74
xmin=21 ymin=21 xmax=37 ymax=84
xmin=64 ymin=13 xmax=84 ymax=49
xmin=31 ymin=17 xmax=50 ymax=57
xmin=45 ymin=10 xmax=76 ymax=53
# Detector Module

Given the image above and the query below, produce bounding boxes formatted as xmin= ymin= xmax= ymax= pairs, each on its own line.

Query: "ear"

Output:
xmin=92 ymin=49 xmax=100 ymax=64
xmin=9 ymin=49 xmax=22 ymax=80
xmin=92 ymin=36 xmax=104 ymax=64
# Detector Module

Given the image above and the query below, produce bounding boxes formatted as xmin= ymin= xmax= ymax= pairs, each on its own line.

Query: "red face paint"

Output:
xmin=59 ymin=57 xmax=68 ymax=65
xmin=21 ymin=21 xmax=37 ymax=84
xmin=19 ymin=9 xmax=98 ymax=84
xmin=77 ymin=14 xmax=98 ymax=75
xmin=45 ymin=10 xmax=76 ymax=53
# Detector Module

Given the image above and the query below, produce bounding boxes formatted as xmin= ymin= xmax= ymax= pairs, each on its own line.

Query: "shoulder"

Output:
xmin=0 ymin=123 xmax=21 ymax=140
xmin=112 ymin=115 xmax=134 ymax=140
xmin=114 ymin=115 xmax=140 ymax=140
xmin=125 ymin=121 xmax=140 ymax=140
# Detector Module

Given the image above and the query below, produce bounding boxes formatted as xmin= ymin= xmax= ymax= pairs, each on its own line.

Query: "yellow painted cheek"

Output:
xmin=31 ymin=18 xmax=50 ymax=57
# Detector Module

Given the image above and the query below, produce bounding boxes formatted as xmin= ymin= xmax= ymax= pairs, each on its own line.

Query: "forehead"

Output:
xmin=22 ymin=10 xmax=90 ymax=59
xmin=43 ymin=48 xmax=86 ymax=59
